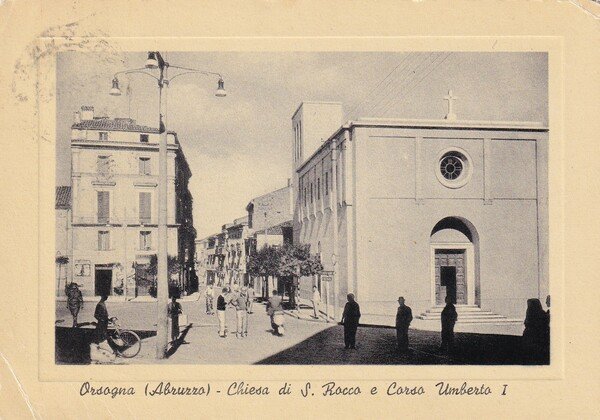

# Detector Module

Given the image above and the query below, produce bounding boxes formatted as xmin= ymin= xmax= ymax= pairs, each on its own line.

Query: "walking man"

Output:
xmin=395 ymin=296 xmax=413 ymax=353
xmin=217 ymin=287 xmax=228 ymax=337
xmin=311 ymin=285 xmax=321 ymax=319
xmin=66 ymin=283 xmax=83 ymax=328
xmin=440 ymin=295 xmax=458 ymax=353
xmin=205 ymin=283 xmax=214 ymax=315
xmin=341 ymin=293 xmax=361 ymax=349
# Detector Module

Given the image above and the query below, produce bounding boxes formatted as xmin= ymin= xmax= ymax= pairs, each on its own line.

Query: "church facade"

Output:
xmin=293 ymin=100 xmax=548 ymax=323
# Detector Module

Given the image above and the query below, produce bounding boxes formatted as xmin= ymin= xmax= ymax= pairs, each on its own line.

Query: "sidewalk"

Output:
xmin=56 ymin=291 xmax=202 ymax=303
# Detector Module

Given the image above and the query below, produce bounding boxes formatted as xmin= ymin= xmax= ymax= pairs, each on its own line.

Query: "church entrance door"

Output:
xmin=435 ymin=250 xmax=467 ymax=305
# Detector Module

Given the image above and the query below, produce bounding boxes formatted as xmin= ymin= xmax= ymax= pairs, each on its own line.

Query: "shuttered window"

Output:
xmin=139 ymin=157 xmax=151 ymax=175
xmin=98 ymin=231 xmax=110 ymax=250
xmin=139 ymin=231 xmax=152 ymax=250
xmin=97 ymin=156 xmax=109 ymax=174
xmin=139 ymin=192 xmax=152 ymax=224
xmin=97 ymin=191 xmax=110 ymax=224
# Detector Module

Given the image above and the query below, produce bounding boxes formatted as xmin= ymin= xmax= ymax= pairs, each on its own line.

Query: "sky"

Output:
xmin=56 ymin=51 xmax=547 ymax=238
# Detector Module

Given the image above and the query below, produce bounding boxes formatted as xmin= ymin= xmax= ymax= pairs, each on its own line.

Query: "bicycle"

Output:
xmin=108 ymin=317 xmax=141 ymax=358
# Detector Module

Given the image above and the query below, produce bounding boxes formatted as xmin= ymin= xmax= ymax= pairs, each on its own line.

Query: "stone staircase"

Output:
xmin=416 ymin=305 xmax=522 ymax=324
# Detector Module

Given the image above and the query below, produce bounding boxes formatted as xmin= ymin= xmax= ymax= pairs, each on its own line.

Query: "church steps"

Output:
xmin=416 ymin=306 xmax=520 ymax=323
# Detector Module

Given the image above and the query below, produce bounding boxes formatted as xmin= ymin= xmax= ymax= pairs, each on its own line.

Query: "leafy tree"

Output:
xmin=147 ymin=255 xmax=181 ymax=298
xmin=247 ymin=245 xmax=281 ymax=298
xmin=277 ymin=244 xmax=323 ymax=307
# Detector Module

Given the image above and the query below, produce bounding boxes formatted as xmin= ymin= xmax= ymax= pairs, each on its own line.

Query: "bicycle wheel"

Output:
xmin=114 ymin=330 xmax=141 ymax=358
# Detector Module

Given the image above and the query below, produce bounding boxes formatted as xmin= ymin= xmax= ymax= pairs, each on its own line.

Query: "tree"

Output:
xmin=147 ymin=255 xmax=181 ymax=298
xmin=277 ymin=244 xmax=323 ymax=307
xmin=246 ymin=245 xmax=280 ymax=299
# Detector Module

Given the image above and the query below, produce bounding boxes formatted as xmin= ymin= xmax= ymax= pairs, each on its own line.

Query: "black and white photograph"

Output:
xmin=54 ymin=50 xmax=550 ymax=366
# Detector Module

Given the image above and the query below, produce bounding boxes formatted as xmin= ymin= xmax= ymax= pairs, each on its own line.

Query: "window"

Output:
xmin=325 ymin=172 xmax=329 ymax=196
xmin=97 ymin=191 xmax=110 ymax=224
xmin=139 ymin=157 xmax=151 ymax=175
xmin=98 ymin=230 xmax=110 ymax=250
xmin=436 ymin=148 xmax=473 ymax=189
xmin=317 ymin=177 xmax=321 ymax=200
xmin=99 ymin=132 xmax=108 ymax=141
xmin=310 ymin=183 xmax=314 ymax=204
xmin=440 ymin=155 xmax=464 ymax=180
xmin=139 ymin=192 xmax=152 ymax=224
xmin=139 ymin=231 xmax=152 ymax=250
xmin=97 ymin=155 xmax=109 ymax=174
xmin=140 ymin=134 xmax=149 ymax=143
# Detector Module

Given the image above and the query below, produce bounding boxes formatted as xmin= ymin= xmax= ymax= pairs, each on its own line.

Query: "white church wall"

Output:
xmin=352 ymin=125 xmax=546 ymax=320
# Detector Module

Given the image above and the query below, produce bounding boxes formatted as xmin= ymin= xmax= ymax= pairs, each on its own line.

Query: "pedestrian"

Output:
xmin=233 ymin=286 xmax=249 ymax=338
xmin=217 ymin=287 xmax=228 ymax=337
xmin=440 ymin=295 xmax=458 ymax=353
xmin=266 ymin=289 xmax=284 ymax=334
xmin=395 ymin=296 xmax=413 ymax=353
xmin=247 ymin=284 xmax=255 ymax=314
xmin=523 ymin=298 xmax=550 ymax=362
xmin=167 ymin=295 xmax=182 ymax=343
xmin=93 ymin=293 xmax=110 ymax=345
xmin=341 ymin=293 xmax=361 ymax=349
xmin=66 ymin=283 xmax=84 ymax=328
xmin=311 ymin=285 xmax=321 ymax=319
xmin=205 ymin=283 xmax=214 ymax=315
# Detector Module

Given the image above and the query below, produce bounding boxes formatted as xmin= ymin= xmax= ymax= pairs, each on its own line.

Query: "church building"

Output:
xmin=292 ymin=96 xmax=548 ymax=325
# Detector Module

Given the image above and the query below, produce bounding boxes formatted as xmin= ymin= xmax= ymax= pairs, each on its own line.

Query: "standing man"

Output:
xmin=66 ymin=283 xmax=84 ymax=328
xmin=311 ymin=285 xmax=321 ymax=319
xmin=246 ymin=284 xmax=255 ymax=314
xmin=341 ymin=293 xmax=361 ymax=349
xmin=216 ymin=287 xmax=228 ymax=337
xmin=167 ymin=295 xmax=182 ymax=343
xmin=395 ymin=296 xmax=413 ymax=353
xmin=233 ymin=286 xmax=249 ymax=338
xmin=440 ymin=295 xmax=458 ymax=353
xmin=205 ymin=283 xmax=214 ymax=315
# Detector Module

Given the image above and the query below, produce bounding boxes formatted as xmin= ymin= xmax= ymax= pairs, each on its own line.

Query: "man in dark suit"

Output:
xmin=440 ymin=295 xmax=458 ymax=353
xmin=395 ymin=296 xmax=413 ymax=353
xmin=341 ymin=293 xmax=361 ymax=349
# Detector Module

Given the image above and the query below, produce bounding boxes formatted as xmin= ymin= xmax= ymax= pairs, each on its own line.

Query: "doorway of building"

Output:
xmin=94 ymin=266 xmax=112 ymax=296
xmin=435 ymin=250 xmax=467 ymax=305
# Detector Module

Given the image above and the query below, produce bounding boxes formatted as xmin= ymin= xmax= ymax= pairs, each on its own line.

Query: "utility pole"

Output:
xmin=110 ymin=51 xmax=226 ymax=359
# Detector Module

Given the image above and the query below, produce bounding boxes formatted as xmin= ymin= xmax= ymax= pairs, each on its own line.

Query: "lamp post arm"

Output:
xmin=113 ymin=68 xmax=161 ymax=82
xmin=167 ymin=66 xmax=223 ymax=81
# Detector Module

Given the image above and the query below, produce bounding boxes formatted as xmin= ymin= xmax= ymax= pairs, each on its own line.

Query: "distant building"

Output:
xmin=55 ymin=186 xmax=72 ymax=295
xmin=196 ymin=184 xmax=294 ymax=294
xmin=66 ymin=106 xmax=196 ymax=298
xmin=292 ymin=99 xmax=548 ymax=324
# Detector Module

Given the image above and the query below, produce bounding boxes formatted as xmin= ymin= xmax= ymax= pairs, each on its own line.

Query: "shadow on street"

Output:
xmin=255 ymin=325 xmax=549 ymax=365
xmin=55 ymin=326 xmax=156 ymax=364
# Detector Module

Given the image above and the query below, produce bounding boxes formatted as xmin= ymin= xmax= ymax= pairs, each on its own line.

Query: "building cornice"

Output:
xmin=296 ymin=118 xmax=548 ymax=173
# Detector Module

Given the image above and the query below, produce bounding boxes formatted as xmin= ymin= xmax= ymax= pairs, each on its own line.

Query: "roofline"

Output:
xmin=291 ymin=101 xmax=344 ymax=120
xmin=295 ymin=118 xmax=548 ymax=173
xmin=246 ymin=184 xmax=292 ymax=208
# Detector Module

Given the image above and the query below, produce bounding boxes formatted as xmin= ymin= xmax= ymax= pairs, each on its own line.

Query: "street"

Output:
xmin=55 ymin=296 xmax=543 ymax=365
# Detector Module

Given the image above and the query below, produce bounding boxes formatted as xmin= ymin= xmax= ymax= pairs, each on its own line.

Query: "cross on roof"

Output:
xmin=444 ymin=90 xmax=458 ymax=121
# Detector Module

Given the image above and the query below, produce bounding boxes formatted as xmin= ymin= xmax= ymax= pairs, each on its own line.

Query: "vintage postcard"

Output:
xmin=1 ymin=0 xmax=598 ymax=418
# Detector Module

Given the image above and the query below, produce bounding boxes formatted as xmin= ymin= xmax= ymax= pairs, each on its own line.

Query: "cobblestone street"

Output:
xmin=56 ymin=296 xmax=541 ymax=365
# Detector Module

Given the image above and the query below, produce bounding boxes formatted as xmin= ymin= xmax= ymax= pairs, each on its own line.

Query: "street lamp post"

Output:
xmin=110 ymin=51 xmax=226 ymax=358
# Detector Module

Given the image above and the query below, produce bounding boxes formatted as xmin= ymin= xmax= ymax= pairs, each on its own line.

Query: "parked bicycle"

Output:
xmin=108 ymin=317 xmax=141 ymax=358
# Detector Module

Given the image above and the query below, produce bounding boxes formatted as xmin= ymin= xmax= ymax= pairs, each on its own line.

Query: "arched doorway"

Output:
xmin=430 ymin=217 xmax=479 ymax=307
